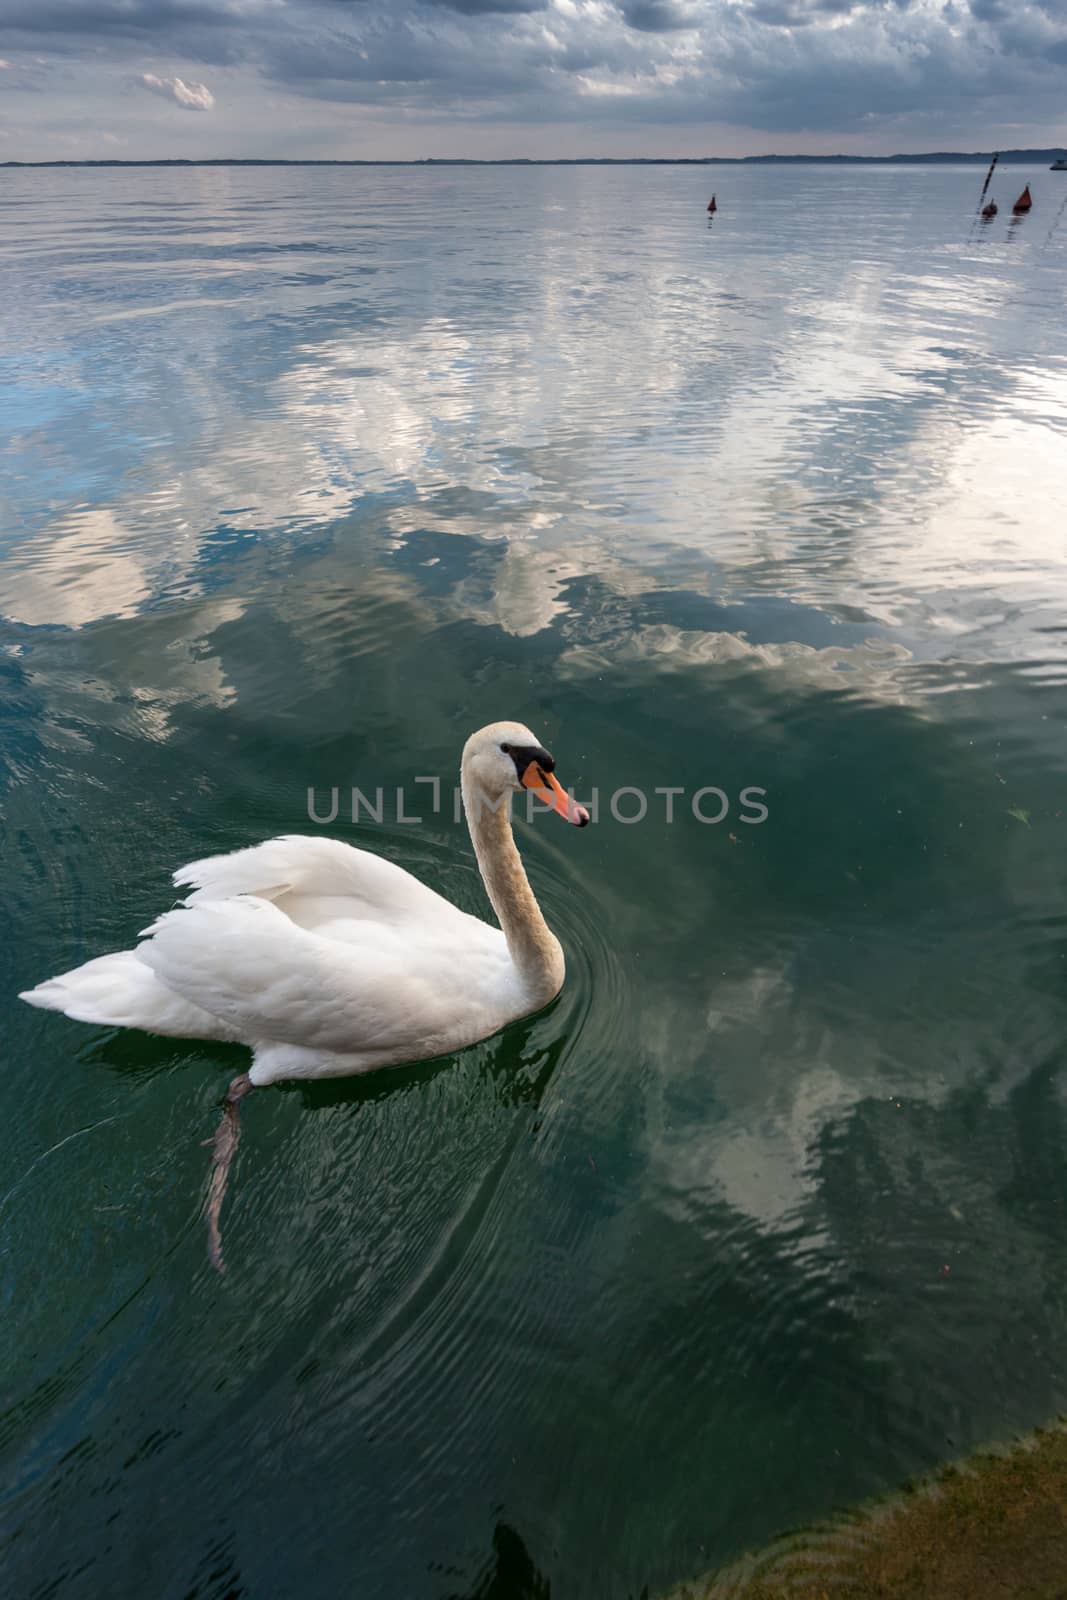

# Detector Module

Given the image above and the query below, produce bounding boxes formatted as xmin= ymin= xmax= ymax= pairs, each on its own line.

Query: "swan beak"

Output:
xmin=521 ymin=763 xmax=590 ymax=827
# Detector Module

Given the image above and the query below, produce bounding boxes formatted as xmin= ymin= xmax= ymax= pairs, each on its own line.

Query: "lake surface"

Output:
xmin=3 ymin=163 xmax=1067 ymax=1599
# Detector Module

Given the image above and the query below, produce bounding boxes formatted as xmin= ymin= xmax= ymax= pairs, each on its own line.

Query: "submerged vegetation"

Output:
xmin=668 ymin=1424 xmax=1067 ymax=1599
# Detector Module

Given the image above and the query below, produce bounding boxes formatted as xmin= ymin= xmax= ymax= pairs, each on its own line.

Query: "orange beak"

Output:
xmin=520 ymin=762 xmax=590 ymax=827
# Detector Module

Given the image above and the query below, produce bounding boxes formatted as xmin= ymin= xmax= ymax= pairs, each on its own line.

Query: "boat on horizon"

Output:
xmin=1051 ymin=158 xmax=1067 ymax=171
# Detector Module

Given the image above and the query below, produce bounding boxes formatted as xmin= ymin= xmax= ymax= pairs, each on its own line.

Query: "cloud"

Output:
xmin=426 ymin=0 xmax=547 ymax=11
xmin=618 ymin=0 xmax=698 ymax=31
xmin=140 ymin=72 xmax=215 ymax=111
xmin=233 ymin=0 xmax=1066 ymax=140
xmin=1 ymin=0 xmax=1066 ymax=152
xmin=1 ymin=0 xmax=245 ymax=49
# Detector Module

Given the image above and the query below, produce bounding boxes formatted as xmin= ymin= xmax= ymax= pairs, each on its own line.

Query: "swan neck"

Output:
xmin=463 ymin=781 xmax=563 ymax=1001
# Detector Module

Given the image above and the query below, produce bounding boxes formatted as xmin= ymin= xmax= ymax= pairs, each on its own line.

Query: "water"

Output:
xmin=2 ymin=162 xmax=1067 ymax=1599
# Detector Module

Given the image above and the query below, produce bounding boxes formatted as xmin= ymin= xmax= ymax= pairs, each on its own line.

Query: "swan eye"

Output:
xmin=501 ymin=742 xmax=554 ymax=777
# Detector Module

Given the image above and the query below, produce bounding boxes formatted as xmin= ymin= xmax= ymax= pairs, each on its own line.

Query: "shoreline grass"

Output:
xmin=666 ymin=1421 xmax=1067 ymax=1599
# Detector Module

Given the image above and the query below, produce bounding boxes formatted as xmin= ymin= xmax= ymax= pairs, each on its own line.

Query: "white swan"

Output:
xmin=20 ymin=722 xmax=590 ymax=1265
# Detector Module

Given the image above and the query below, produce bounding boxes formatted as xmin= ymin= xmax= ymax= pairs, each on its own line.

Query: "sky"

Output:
xmin=1 ymin=0 xmax=1066 ymax=161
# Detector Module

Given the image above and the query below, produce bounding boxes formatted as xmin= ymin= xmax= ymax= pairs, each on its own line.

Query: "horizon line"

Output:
xmin=4 ymin=147 xmax=1067 ymax=170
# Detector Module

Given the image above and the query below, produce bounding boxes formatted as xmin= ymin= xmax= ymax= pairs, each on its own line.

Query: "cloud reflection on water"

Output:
xmin=2 ymin=166 xmax=1065 ymax=687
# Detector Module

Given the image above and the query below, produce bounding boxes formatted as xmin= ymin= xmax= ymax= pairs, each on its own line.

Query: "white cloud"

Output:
xmin=140 ymin=73 xmax=215 ymax=112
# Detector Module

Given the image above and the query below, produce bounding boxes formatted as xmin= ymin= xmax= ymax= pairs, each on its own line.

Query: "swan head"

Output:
xmin=462 ymin=722 xmax=590 ymax=827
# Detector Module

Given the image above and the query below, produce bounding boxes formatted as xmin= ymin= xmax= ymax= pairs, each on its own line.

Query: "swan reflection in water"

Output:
xmin=448 ymin=1522 xmax=551 ymax=1600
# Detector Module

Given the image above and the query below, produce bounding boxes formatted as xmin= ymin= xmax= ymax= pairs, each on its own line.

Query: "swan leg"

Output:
xmin=204 ymin=1071 xmax=253 ymax=1274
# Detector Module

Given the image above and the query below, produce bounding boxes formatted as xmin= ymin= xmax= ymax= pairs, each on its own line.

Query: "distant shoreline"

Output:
xmin=3 ymin=149 xmax=1066 ymax=170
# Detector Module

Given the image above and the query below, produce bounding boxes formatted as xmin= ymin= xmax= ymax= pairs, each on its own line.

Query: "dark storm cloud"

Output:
xmin=0 ymin=0 xmax=253 ymax=63
xmin=747 ymin=0 xmax=856 ymax=24
xmin=746 ymin=0 xmax=915 ymax=23
xmin=424 ymin=0 xmax=547 ymax=11
xmin=0 ymin=0 xmax=236 ymax=40
xmin=301 ymin=0 xmax=549 ymax=11
xmin=2 ymin=0 xmax=1066 ymax=142
xmin=618 ymin=0 xmax=696 ymax=31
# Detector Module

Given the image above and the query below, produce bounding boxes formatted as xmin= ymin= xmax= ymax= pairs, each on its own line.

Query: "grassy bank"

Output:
xmin=667 ymin=1423 xmax=1067 ymax=1600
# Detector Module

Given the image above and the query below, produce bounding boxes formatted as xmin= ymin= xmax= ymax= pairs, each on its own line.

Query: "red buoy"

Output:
xmin=1012 ymin=185 xmax=1032 ymax=213
xmin=707 ymin=194 xmax=717 ymax=214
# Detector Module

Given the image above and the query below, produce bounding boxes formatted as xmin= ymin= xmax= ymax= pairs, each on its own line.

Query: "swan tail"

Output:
xmin=19 ymin=950 xmax=235 ymax=1040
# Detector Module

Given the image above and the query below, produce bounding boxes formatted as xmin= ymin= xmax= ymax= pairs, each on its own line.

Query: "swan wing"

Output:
xmin=138 ymin=894 xmax=515 ymax=1059
xmin=174 ymin=832 xmax=483 ymax=940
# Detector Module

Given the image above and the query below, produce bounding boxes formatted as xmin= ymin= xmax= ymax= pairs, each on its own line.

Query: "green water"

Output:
xmin=2 ymin=164 xmax=1067 ymax=1598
